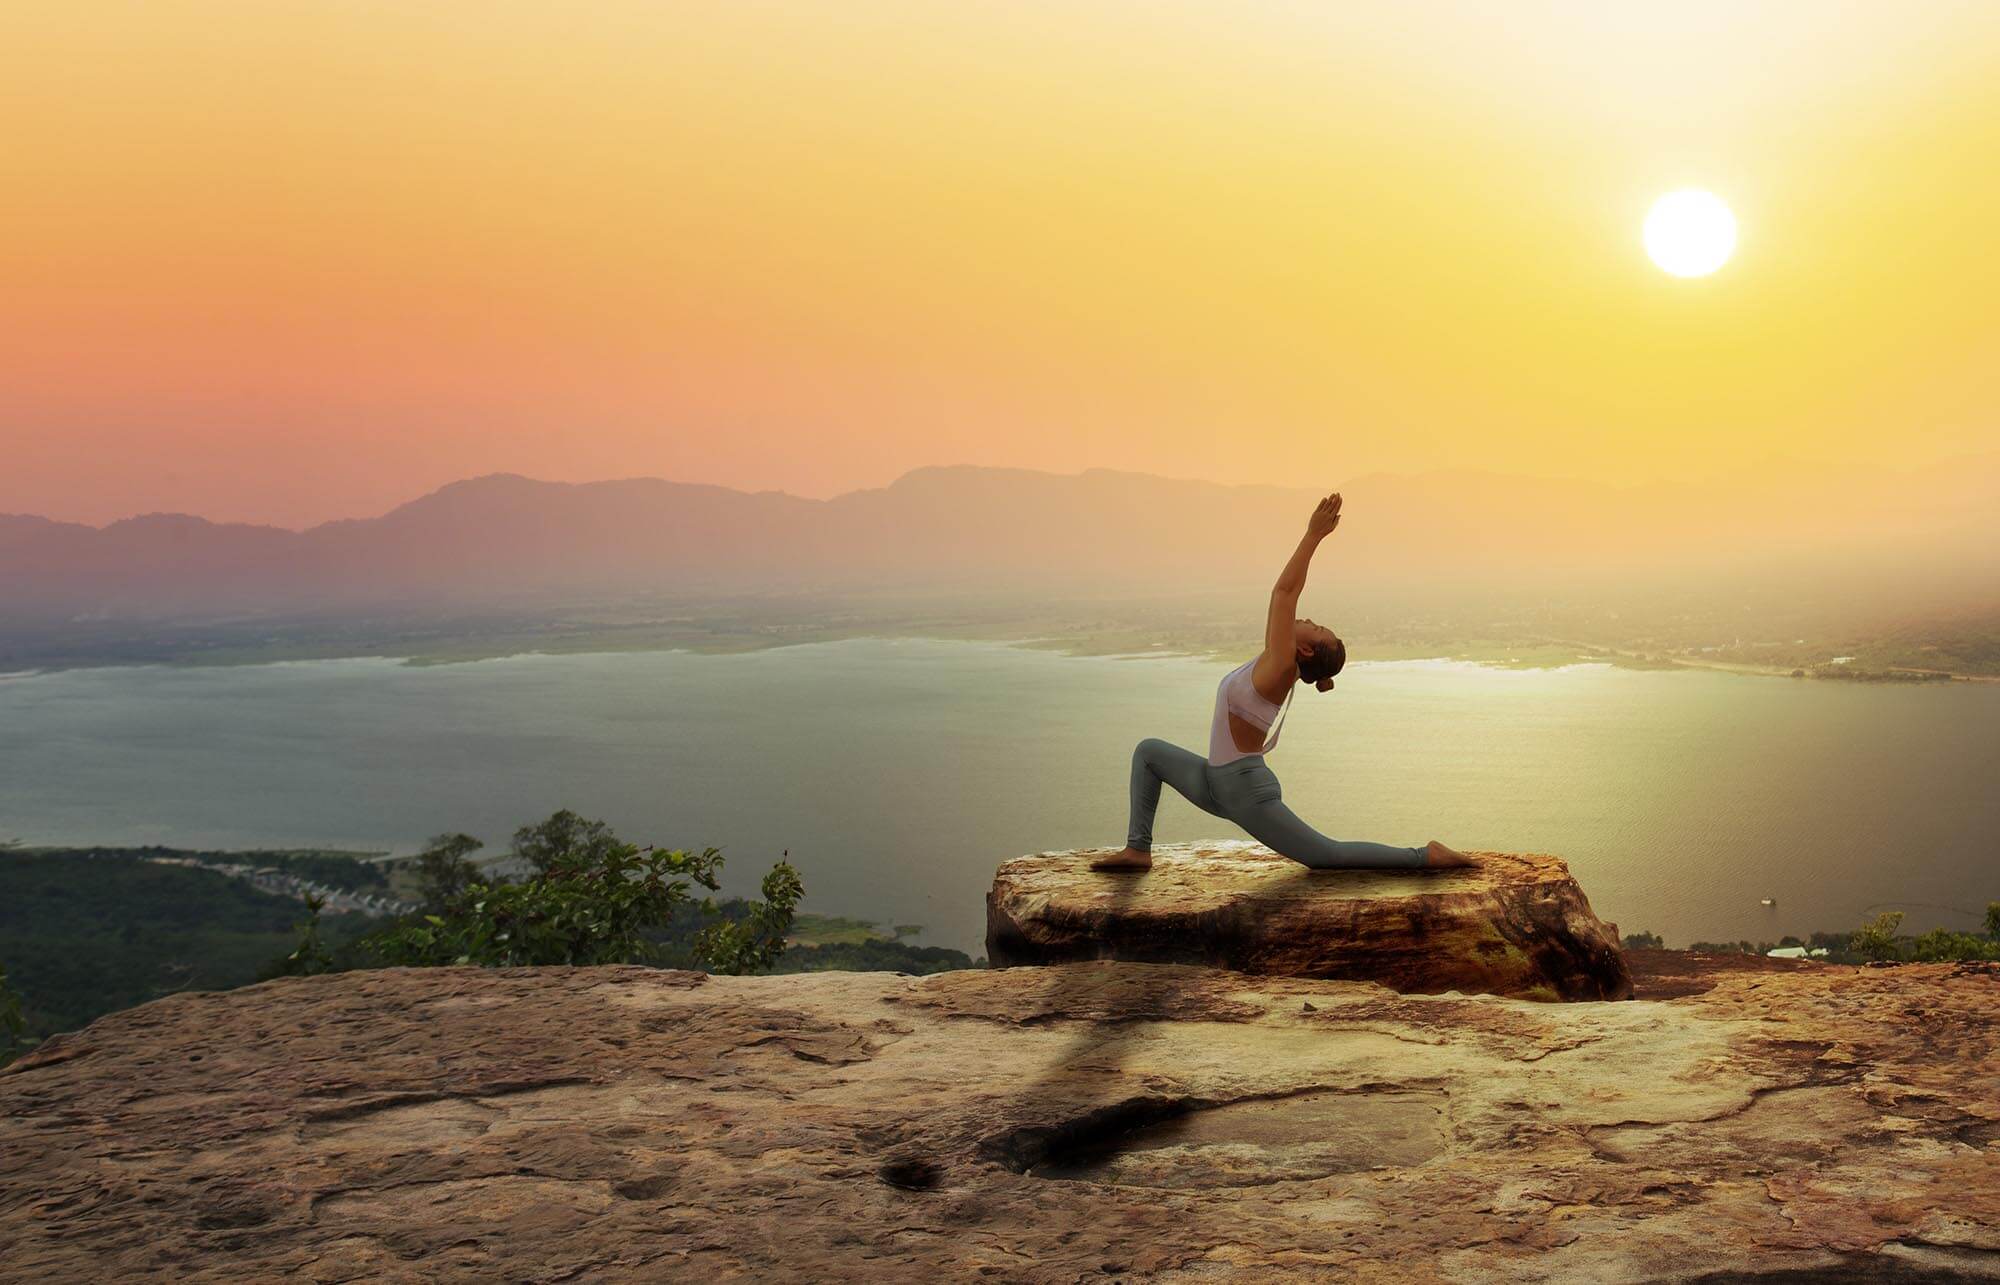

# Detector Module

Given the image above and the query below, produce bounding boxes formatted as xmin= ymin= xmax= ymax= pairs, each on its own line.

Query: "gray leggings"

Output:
xmin=1126 ymin=738 xmax=1426 ymax=870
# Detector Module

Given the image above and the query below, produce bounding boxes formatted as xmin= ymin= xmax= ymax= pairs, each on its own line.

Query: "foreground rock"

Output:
xmin=988 ymin=841 xmax=1633 ymax=1001
xmin=5 ymin=957 xmax=1997 ymax=1282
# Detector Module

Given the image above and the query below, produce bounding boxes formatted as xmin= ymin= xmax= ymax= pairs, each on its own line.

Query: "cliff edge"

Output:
xmin=988 ymin=842 xmax=1633 ymax=1001
xmin=3 ymin=953 xmax=1997 ymax=1281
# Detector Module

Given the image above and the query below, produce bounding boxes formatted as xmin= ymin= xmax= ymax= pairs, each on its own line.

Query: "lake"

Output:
xmin=3 ymin=640 xmax=1996 ymax=955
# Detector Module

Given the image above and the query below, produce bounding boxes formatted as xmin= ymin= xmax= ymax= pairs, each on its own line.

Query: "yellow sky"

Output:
xmin=3 ymin=1 xmax=1996 ymax=525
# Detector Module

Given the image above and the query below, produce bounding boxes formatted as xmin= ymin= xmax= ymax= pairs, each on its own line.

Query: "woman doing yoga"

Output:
xmin=1094 ymin=492 xmax=1476 ymax=873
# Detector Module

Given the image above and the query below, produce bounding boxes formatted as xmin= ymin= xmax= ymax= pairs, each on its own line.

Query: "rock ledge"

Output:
xmin=987 ymin=841 xmax=1633 ymax=1001
xmin=4 ymin=959 xmax=1997 ymax=1281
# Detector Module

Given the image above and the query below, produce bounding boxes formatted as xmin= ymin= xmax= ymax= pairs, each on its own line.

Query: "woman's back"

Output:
xmin=1208 ymin=658 xmax=1291 ymax=766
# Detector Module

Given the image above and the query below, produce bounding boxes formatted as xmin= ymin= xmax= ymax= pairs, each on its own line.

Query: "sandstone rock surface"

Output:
xmin=988 ymin=841 xmax=1633 ymax=1001
xmin=4 ymin=955 xmax=1997 ymax=1282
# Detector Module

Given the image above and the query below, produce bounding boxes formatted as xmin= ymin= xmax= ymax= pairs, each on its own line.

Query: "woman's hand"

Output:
xmin=1306 ymin=492 xmax=1342 ymax=540
xmin=1269 ymin=493 xmax=1338 ymax=651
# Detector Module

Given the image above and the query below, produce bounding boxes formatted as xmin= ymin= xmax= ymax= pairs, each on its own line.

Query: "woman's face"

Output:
xmin=1294 ymin=618 xmax=1339 ymax=652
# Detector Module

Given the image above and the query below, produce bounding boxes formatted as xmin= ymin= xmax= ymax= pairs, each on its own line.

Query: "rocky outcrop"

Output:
xmin=4 ymin=956 xmax=1997 ymax=1282
xmin=987 ymin=841 xmax=1633 ymax=1001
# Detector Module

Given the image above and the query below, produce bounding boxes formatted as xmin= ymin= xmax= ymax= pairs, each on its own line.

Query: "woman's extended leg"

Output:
xmin=1212 ymin=761 xmax=1426 ymax=870
xmin=1096 ymin=738 xmax=1225 ymax=869
xmin=1241 ymin=799 xmax=1426 ymax=870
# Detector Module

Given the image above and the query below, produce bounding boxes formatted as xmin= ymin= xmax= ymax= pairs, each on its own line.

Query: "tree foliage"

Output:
xmin=1850 ymin=911 xmax=1906 ymax=962
xmin=411 ymin=833 xmax=485 ymax=913
xmin=1909 ymin=926 xmax=2000 ymax=963
xmin=1846 ymin=908 xmax=2000 ymax=964
xmin=694 ymin=859 xmax=805 ymax=975
xmin=509 ymin=811 xmax=625 ymax=878
xmin=774 ymin=938 xmax=973 ymax=974
xmin=360 ymin=812 xmax=801 ymax=972
xmin=3 ymin=851 xmax=366 ymax=1043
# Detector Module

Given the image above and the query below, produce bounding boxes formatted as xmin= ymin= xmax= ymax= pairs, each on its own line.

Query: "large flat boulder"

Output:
xmin=5 ymin=958 xmax=1998 ymax=1281
xmin=987 ymin=840 xmax=1633 ymax=1001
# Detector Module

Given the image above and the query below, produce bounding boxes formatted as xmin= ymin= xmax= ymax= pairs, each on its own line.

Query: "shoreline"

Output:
xmin=5 ymin=627 xmax=1996 ymax=683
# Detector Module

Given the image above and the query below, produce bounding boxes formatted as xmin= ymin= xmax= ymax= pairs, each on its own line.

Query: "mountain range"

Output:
xmin=4 ymin=459 xmax=1997 ymax=625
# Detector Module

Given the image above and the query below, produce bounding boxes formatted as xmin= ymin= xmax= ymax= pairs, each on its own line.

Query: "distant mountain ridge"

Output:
xmin=3 ymin=459 xmax=1996 ymax=622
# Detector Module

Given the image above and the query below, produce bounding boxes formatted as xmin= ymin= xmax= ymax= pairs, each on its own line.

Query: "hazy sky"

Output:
xmin=5 ymin=2 xmax=1997 ymax=526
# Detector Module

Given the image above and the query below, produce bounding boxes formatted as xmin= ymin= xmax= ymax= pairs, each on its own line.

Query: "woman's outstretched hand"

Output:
xmin=1306 ymin=492 xmax=1342 ymax=539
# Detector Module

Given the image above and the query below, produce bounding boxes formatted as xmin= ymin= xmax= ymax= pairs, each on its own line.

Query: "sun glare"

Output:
xmin=1643 ymin=189 xmax=1737 ymax=278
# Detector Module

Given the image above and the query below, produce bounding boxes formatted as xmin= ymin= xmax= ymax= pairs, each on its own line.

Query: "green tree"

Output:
xmin=1621 ymin=930 xmax=1664 ymax=950
xmin=510 ymin=811 xmax=622 ymax=878
xmin=411 ymin=833 xmax=485 ymax=912
xmin=1850 ymin=911 xmax=1906 ymax=963
xmin=1987 ymin=902 xmax=2000 ymax=939
xmin=363 ymin=813 xmax=801 ymax=972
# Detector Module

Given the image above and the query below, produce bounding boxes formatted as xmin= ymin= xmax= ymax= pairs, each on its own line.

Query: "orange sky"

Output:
xmin=4 ymin=2 xmax=1997 ymax=527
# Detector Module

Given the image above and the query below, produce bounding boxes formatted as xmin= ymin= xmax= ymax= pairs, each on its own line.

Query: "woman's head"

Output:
xmin=1293 ymin=618 xmax=1345 ymax=691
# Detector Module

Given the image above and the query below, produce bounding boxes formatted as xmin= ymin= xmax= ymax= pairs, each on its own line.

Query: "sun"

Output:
xmin=1643 ymin=189 xmax=1737 ymax=278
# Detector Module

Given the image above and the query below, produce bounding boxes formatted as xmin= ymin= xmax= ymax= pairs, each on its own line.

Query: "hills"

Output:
xmin=3 ymin=459 xmax=1997 ymax=670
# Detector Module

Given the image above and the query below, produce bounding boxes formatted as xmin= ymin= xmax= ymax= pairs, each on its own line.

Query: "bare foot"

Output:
xmin=1424 ymin=840 xmax=1477 ymax=870
xmin=1090 ymin=846 xmax=1154 ymax=872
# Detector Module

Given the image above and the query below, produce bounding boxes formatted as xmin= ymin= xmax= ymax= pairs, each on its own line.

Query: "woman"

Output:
xmin=1094 ymin=492 xmax=1476 ymax=872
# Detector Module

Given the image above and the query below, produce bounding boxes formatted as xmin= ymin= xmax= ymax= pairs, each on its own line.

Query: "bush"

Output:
xmin=694 ymin=861 xmax=806 ymax=975
xmin=1621 ymin=930 xmax=1664 ymax=950
xmin=359 ymin=812 xmax=801 ymax=973
xmin=1845 ymin=908 xmax=2000 ymax=964
xmin=269 ymin=894 xmax=338 ymax=978
xmin=1850 ymin=912 xmax=1905 ymax=962
xmin=1910 ymin=927 xmax=2000 ymax=963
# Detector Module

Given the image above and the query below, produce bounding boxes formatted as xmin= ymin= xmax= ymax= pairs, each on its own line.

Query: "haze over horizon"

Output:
xmin=6 ymin=460 xmax=1995 ymax=643
xmin=6 ymin=2 xmax=1998 ymax=527
xmin=11 ymin=451 xmax=1999 ymax=533
xmin=3 ymin=448 xmax=2000 ymax=544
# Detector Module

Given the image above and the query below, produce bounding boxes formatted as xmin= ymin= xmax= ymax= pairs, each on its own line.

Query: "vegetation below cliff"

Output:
xmin=1623 ymin=903 xmax=2000 ymax=965
xmin=0 ymin=850 xmax=377 ymax=1050
xmin=3 ymin=832 xmax=1981 ymax=1067
xmin=0 ymin=837 xmax=972 ymax=1063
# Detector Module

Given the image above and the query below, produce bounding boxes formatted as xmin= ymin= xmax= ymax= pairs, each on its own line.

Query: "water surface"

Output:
xmin=4 ymin=641 xmax=1995 ymax=955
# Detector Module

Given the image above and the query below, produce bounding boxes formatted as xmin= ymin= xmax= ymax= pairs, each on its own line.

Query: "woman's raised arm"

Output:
xmin=1258 ymin=493 xmax=1340 ymax=677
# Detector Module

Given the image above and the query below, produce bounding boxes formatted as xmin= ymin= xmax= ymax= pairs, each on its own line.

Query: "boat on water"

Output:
xmin=1760 ymin=897 xmax=1777 ymax=907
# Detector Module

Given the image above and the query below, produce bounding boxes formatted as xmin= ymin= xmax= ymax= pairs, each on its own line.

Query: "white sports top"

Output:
xmin=1207 ymin=658 xmax=1293 ymax=766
